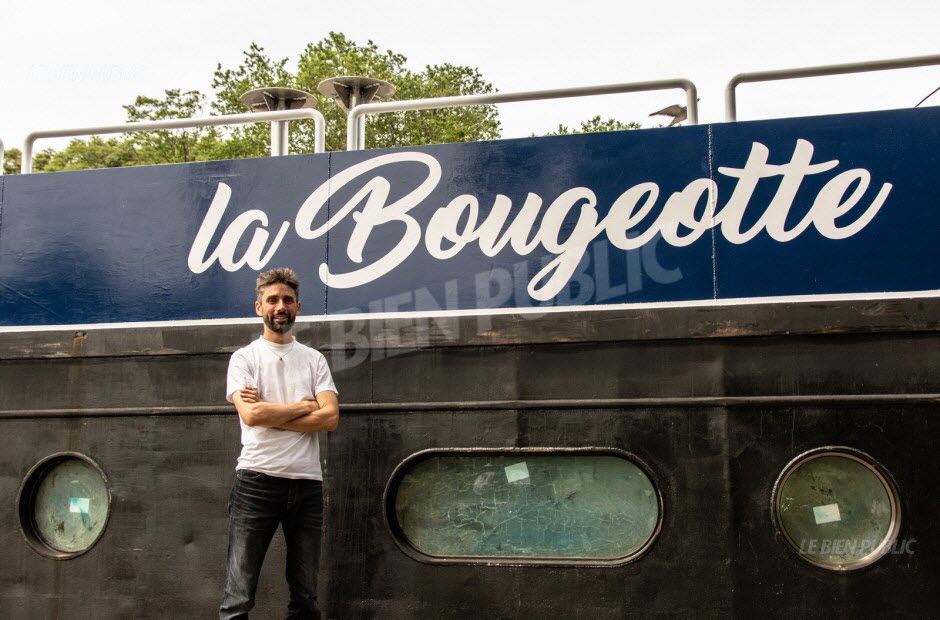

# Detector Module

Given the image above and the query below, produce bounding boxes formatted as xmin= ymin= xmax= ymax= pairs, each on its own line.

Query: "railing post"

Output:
xmin=682 ymin=80 xmax=699 ymax=125
xmin=725 ymin=53 xmax=940 ymax=121
xmin=240 ymin=87 xmax=319 ymax=156
xmin=21 ymin=108 xmax=327 ymax=174
xmin=317 ymin=76 xmax=396 ymax=152
xmin=343 ymin=78 xmax=700 ymax=151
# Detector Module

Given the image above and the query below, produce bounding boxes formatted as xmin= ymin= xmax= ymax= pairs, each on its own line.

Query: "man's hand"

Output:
xmin=232 ymin=386 xmax=317 ymax=428
xmin=275 ymin=391 xmax=339 ymax=433
xmin=238 ymin=387 xmax=316 ymax=411
xmin=239 ymin=387 xmax=261 ymax=404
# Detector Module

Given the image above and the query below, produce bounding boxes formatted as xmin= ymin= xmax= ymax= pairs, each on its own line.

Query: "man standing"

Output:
xmin=220 ymin=268 xmax=339 ymax=619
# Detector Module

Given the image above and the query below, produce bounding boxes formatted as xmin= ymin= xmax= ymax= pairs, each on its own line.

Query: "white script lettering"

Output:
xmin=187 ymin=183 xmax=289 ymax=273
xmin=294 ymin=152 xmax=441 ymax=287
xmin=188 ymin=141 xmax=893 ymax=302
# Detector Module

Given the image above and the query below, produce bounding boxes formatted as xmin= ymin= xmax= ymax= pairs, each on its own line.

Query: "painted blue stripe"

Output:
xmin=0 ymin=107 xmax=937 ymax=327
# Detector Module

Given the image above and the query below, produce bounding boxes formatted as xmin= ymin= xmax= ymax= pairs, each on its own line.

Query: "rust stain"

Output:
xmin=70 ymin=331 xmax=87 ymax=357
xmin=862 ymin=302 xmax=887 ymax=316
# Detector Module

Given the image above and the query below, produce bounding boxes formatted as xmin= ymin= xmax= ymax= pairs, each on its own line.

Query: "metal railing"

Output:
xmin=726 ymin=53 xmax=940 ymax=121
xmin=21 ymin=108 xmax=327 ymax=174
xmin=346 ymin=78 xmax=698 ymax=150
xmin=0 ymin=138 xmax=4 ymax=176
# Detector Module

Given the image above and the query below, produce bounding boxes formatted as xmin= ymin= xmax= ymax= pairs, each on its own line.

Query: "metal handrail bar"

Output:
xmin=725 ymin=53 xmax=940 ymax=121
xmin=21 ymin=108 xmax=327 ymax=174
xmin=346 ymin=78 xmax=698 ymax=150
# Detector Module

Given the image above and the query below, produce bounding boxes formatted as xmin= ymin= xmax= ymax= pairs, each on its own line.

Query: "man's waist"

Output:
xmin=235 ymin=466 xmax=322 ymax=481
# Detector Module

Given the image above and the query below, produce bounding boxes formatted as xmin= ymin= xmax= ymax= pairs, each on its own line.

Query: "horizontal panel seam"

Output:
xmin=2 ymin=394 xmax=939 ymax=418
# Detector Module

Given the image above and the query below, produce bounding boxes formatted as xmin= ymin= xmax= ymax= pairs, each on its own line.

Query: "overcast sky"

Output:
xmin=2 ymin=0 xmax=938 ymax=153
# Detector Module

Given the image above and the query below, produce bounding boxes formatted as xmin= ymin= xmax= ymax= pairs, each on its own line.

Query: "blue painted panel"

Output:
xmin=322 ymin=127 xmax=713 ymax=315
xmin=0 ymin=156 xmax=330 ymax=325
xmin=711 ymin=108 xmax=940 ymax=299
xmin=0 ymin=106 xmax=937 ymax=328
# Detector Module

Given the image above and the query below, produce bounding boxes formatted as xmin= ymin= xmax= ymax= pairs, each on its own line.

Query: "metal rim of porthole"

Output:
xmin=383 ymin=446 xmax=664 ymax=567
xmin=770 ymin=446 xmax=901 ymax=572
xmin=16 ymin=452 xmax=112 ymax=560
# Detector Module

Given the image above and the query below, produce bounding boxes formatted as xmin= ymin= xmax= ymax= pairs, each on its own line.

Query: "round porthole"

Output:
xmin=772 ymin=447 xmax=900 ymax=571
xmin=17 ymin=453 xmax=111 ymax=560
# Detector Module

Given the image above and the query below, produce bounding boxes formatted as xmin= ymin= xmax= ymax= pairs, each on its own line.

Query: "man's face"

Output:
xmin=255 ymin=283 xmax=300 ymax=334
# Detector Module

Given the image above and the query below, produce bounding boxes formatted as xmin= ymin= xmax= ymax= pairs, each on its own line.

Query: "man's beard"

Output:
xmin=263 ymin=312 xmax=295 ymax=334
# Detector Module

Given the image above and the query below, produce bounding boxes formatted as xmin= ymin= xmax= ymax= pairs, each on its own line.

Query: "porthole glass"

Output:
xmin=386 ymin=449 xmax=662 ymax=565
xmin=773 ymin=447 xmax=900 ymax=571
xmin=18 ymin=453 xmax=111 ymax=559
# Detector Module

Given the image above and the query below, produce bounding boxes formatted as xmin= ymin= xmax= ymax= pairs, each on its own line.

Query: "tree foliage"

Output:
xmin=14 ymin=33 xmax=638 ymax=173
xmin=210 ymin=33 xmax=501 ymax=153
xmin=208 ymin=42 xmax=296 ymax=159
xmin=3 ymin=147 xmax=21 ymax=175
xmin=122 ymin=89 xmax=220 ymax=164
xmin=543 ymin=115 xmax=641 ymax=136
xmin=29 ymin=90 xmax=217 ymax=172
xmin=33 ymin=138 xmax=140 ymax=172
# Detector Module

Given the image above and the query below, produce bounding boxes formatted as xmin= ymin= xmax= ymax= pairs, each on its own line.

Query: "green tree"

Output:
xmin=21 ymin=33 xmax=642 ymax=173
xmin=207 ymin=42 xmax=296 ymax=159
xmin=123 ymin=88 xmax=221 ymax=164
xmin=26 ymin=89 xmax=223 ymax=173
xmin=3 ymin=147 xmax=21 ymax=175
xmin=33 ymin=137 xmax=141 ymax=172
xmin=211 ymin=34 xmax=501 ymax=153
xmin=543 ymin=115 xmax=641 ymax=136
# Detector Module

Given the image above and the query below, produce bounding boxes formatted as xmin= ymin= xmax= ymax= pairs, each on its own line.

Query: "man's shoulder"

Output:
xmin=230 ymin=338 xmax=262 ymax=361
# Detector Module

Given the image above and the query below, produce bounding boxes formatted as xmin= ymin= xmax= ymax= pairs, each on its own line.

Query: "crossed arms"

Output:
xmin=232 ymin=388 xmax=339 ymax=432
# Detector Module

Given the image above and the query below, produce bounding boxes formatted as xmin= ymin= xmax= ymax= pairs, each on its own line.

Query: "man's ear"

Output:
xmin=297 ymin=301 xmax=302 ymax=314
xmin=255 ymin=299 xmax=263 ymax=317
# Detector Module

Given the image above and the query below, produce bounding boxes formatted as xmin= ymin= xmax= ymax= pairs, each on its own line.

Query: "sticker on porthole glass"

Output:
xmin=813 ymin=503 xmax=842 ymax=524
xmin=70 ymin=497 xmax=90 ymax=514
xmin=504 ymin=462 xmax=530 ymax=483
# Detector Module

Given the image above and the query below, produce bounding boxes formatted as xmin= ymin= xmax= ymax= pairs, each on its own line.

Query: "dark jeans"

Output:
xmin=220 ymin=470 xmax=323 ymax=619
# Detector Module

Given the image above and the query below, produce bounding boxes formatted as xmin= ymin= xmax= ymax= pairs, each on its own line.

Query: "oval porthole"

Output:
xmin=17 ymin=453 xmax=112 ymax=560
xmin=772 ymin=447 xmax=900 ymax=571
xmin=385 ymin=448 xmax=662 ymax=566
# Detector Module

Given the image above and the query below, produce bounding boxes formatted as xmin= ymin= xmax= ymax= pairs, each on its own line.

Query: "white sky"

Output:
xmin=2 ymin=0 xmax=938 ymax=152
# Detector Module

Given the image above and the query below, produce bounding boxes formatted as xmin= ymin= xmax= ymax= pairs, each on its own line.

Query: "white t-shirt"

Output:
xmin=226 ymin=337 xmax=337 ymax=480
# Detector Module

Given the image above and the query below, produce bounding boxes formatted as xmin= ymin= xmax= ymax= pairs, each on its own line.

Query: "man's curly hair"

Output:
xmin=256 ymin=268 xmax=299 ymax=300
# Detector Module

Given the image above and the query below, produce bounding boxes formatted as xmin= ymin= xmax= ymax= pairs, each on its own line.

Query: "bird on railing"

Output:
xmin=649 ymin=104 xmax=688 ymax=127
